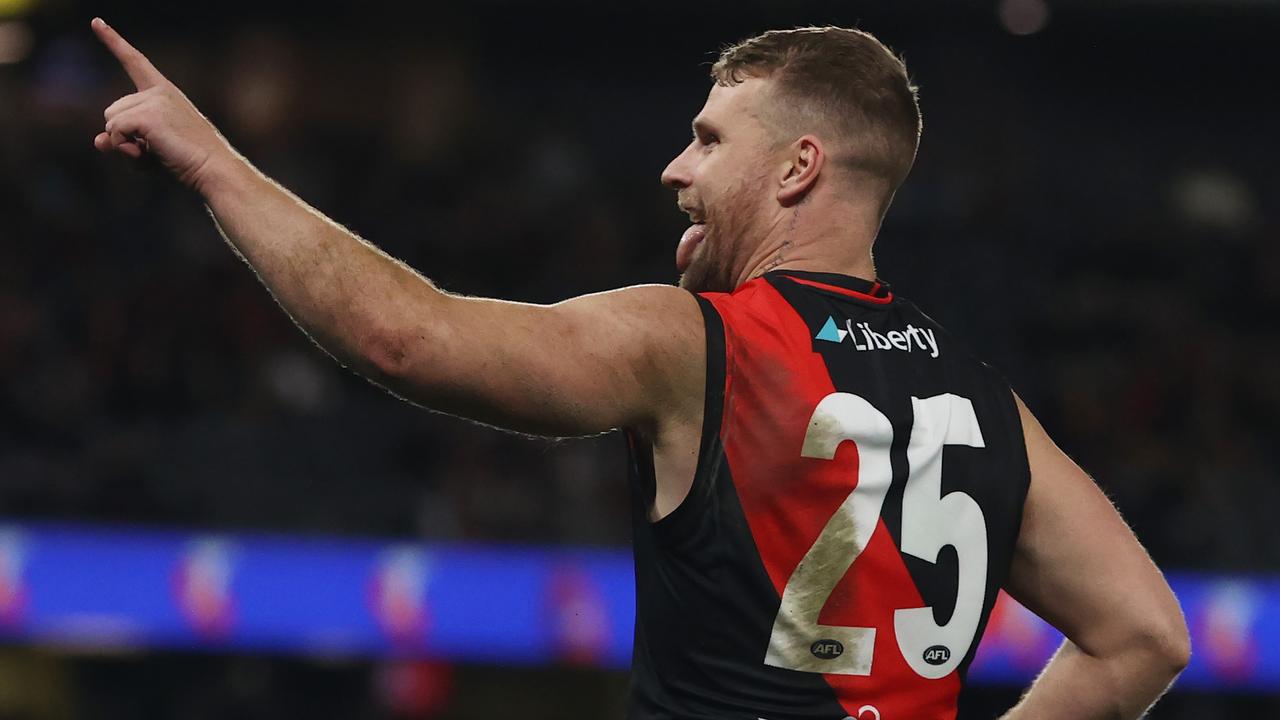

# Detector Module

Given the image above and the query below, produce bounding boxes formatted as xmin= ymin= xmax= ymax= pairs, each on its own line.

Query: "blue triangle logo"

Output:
xmin=815 ymin=316 xmax=848 ymax=343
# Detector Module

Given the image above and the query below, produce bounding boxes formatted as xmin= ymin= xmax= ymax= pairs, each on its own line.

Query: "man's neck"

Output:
xmin=750 ymin=256 xmax=878 ymax=283
xmin=737 ymin=204 xmax=880 ymax=286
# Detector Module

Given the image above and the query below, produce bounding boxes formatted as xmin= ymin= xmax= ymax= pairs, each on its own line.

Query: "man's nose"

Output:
xmin=661 ymin=144 xmax=694 ymax=189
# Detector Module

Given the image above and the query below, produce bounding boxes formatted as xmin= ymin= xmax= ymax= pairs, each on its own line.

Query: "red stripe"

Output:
xmin=784 ymin=276 xmax=893 ymax=304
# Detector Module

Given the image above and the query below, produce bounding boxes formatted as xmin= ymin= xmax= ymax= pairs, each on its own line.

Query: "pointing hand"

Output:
xmin=91 ymin=18 xmax=235 ymax=193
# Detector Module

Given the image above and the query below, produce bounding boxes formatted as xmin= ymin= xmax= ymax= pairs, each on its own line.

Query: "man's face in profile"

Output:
xmin=663 ymin=78 xmax=781 ymax=294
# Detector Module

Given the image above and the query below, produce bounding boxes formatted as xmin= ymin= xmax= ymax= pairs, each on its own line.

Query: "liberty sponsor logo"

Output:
xmin=810 ymin=638 xmax=844 ymax=660
xmin=815 ymin=316 xmax=940 ymax=358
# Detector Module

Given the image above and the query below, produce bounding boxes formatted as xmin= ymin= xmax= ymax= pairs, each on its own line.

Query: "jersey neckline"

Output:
xmin=765 ymin=269 xmax=894 ymax=305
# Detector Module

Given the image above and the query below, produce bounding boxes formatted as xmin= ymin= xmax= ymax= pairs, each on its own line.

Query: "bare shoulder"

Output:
xmin=512 ymin=283 xmax=706 ymax=435
xmin=552 ymin=284 xmax=706 ymax=364
xmin=554 ymin=283 xmax=703 ymax=323
xmin=546 ymin=284 xmax=707 ymax=434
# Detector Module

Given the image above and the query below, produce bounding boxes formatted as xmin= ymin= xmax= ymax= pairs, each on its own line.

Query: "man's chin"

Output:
xmin=678 ymin=261 xmax=732 ymax=294
xmin=677 ymin=272 xmax=702 ymax=292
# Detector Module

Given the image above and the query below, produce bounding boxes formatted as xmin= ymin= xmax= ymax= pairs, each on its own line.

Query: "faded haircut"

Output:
xmin=712 ymin=26 xmax=922 ymax=196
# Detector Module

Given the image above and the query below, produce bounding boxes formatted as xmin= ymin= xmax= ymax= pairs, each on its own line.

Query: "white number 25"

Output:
xmin=764 ymin=393 xmax=988 ymax=679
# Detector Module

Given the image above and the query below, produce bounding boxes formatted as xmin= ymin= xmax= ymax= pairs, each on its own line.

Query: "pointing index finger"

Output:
xmin=91 ymin=18 xmax=166 ymax=90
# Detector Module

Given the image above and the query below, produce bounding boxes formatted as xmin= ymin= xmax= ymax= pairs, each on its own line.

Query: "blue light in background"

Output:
xmin=0 ymin=522 xmax=1270 ymax=691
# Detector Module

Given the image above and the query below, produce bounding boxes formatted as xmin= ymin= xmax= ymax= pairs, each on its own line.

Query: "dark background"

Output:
xmin=0 ymin=0 xmax=1276 ymax=717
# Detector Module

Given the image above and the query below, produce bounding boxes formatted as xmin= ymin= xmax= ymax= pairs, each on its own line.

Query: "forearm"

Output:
xmin=197 ymin=152 xmax=442 ymax=376
xmin=1000 ymin=640 xmax=1183 ymax=720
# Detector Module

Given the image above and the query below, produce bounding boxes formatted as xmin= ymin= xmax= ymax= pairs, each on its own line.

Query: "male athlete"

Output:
xmin=90 ymin=18 xmax=1188 ymax=720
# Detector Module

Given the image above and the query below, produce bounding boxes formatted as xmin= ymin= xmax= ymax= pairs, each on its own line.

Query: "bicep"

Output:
xmin=1006 ymin=393 xmax=1184 ymax=658
xmin=370 ymin=284 xmax=706 ymax=438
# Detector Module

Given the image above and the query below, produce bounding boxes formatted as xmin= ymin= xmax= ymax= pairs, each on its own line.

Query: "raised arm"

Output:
xmin=89 ymin=18 xmax=706 ymax=440
xmin=1000 ymin=394 xmax=1190 ymax=720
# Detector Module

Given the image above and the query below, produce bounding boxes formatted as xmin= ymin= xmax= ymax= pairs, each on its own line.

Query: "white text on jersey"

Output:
xmin=816 ymin=315 xmax=940 ymax=358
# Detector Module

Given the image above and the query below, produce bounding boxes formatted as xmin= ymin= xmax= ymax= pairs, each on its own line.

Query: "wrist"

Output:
xmin=192 ymin=146 xmax=254 ymax=201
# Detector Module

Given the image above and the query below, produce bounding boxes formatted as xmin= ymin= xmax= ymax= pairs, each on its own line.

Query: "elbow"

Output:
xmin=360 ymin=327 xmax=419 ymax=384
xmin=1136 ymin=606 xmax=1192 ymax=679
xmin=360 ymin=321 xmax=455 ymax=400
xmin=1161 ymin=619 xmax=1192 ymax=676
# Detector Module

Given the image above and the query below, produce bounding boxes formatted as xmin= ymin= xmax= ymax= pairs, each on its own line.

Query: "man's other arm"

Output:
xmin=1000 ymin=394 xmax=1190 ymax=720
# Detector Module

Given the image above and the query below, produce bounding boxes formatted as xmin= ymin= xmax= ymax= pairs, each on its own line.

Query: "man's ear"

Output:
xmin=777 ymin=135 xmax=825 ymax=207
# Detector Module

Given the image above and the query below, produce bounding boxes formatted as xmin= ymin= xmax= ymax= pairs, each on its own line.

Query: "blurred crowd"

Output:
xmin=0 ymin=4 xmax=1276 ymax=577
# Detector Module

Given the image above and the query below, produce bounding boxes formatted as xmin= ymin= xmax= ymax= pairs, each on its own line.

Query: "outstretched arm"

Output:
xmin=1000 ymin=394 xmax=1190 ymax=720
xmin=89 ymin=18 xmax=705 ymax=439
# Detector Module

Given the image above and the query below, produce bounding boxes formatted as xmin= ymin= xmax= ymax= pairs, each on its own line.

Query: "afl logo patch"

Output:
xmin=923 ymin=645 xmax=951 ymax=665
xmin=810 ymin=639 xmax=844 ymax=660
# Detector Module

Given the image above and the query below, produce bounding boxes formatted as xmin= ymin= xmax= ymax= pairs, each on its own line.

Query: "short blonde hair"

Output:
xmin=712 ymin=26 xmax=922 ymax=192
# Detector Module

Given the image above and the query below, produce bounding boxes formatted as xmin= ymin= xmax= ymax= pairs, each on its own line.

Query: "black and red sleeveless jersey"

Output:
xmin=625 ymin=270 xmax=1031 ymax=720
